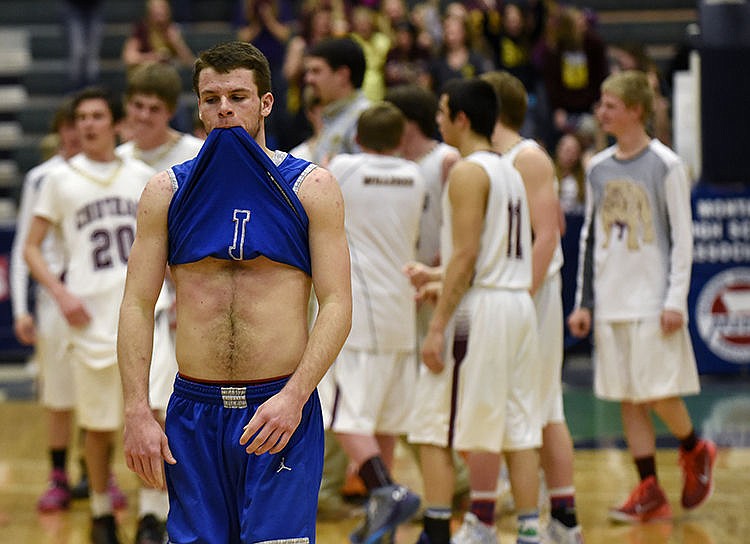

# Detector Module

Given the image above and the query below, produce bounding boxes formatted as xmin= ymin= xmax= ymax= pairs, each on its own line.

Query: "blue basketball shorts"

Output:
xmin=164 ymin=374 xmax=324 ymax=543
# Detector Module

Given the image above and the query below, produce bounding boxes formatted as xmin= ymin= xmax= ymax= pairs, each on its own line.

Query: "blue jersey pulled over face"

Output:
xmin=167 ymin=127 xmax=313 ymax=275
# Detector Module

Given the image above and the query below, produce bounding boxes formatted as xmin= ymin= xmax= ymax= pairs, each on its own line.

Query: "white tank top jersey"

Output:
xmin=416 ymin=141 xmax=457 ymax=266
xmin=441 ymin=150 xmax=532 ymax=291
xmin=328 ymin=153 xmax=426 ymax=352
xmin=33 ymin=153 xmax=155 ymax=298
xmin=503 ymin=138 xmax=564 ymax=278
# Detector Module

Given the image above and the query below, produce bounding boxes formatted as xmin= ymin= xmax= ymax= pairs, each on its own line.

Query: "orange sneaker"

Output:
xmin=608 ymin=476 xmax=672 ymax=523
xmin=679 ymin=439 xmax=717 ymax=509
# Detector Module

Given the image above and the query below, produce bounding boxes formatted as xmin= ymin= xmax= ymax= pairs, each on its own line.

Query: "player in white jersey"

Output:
xmin=419 ymin=78 xmax=543 ymax=544
xmin=483 ymin=71 xmax=583 ymax=544
xmin=115 ymin=61 xmax=204 ymax=544
xmin=386 ymin=84 xmax=466 ymax=544
xmin=24 ymin=87 xmax=155 ymax=544
xmin=327 ymin=102 xmax=424 ymax=543
xmin=10 ymin=99 xmax=86 ymax=512
xmin=568 ymin=70 xmax=716 ymax=524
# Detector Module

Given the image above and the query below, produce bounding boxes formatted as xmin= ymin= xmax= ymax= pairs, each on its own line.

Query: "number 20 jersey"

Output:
xmin=33 ymin=153 xmax=154 ymax=298
xmin=441 ymin=151 xmax=532 ymax=291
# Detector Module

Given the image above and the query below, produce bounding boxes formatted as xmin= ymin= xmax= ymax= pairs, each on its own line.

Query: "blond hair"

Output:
xmin=601 ymin=70 xmax=654 ymax=123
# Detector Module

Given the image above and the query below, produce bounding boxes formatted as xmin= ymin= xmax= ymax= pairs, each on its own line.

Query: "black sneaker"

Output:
xmin=91 ymin=514 xmax=120 ymax=544
xmin=135 ymin=514 xmax=166 ymax=544
xmin=71 ymin=473 xmax=90 ymax=500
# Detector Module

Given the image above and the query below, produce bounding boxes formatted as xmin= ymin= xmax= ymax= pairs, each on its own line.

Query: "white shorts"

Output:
xmin=453 ymin=289 xmax=543 ymax=453
xmin=317 ymin=365 xmax=337 ymax=430
xmin=329 ymin=347 xmax=417 ymax=435
xmin=72 ymin=355 xmax=123 ymax=431
xmin=35 ymin=288 xmax=75 ymax=410
xmin=148 ymin=311 xmax=178 ymax=412
xmin=593 ymin=318 xmax=701 ymax=402
xmin=408 ymin=301 xmax=455 ymax=447
xmin=533 ymin=274 xmax=565 ymax=424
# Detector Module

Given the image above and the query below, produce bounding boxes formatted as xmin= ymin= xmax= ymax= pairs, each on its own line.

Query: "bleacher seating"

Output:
xmin=3 ymin=0 xmax=236 ymax=190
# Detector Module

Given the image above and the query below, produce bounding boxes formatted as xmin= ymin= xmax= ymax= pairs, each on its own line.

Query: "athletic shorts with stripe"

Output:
xmin=165 ymin=374 xmax=324 ymax=544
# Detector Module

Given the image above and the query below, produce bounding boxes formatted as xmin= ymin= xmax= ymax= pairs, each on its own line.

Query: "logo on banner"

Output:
xmin=696 ymin=267 xmax=750 ymax=363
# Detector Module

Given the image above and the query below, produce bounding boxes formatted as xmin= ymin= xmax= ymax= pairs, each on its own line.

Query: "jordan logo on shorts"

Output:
xmin=276 ymin=458 xmax=292 ymax=473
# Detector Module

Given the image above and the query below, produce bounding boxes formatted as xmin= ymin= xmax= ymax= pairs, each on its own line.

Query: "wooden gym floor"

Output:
xmin=1 ymin=359 xmax=749 ymax=544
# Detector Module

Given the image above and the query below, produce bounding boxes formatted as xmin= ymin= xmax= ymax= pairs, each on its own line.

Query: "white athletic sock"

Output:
xmin=90 ymin=491 xmax=113 ymax=517
xmin=139 ymin=487 xmax=170 ymax=520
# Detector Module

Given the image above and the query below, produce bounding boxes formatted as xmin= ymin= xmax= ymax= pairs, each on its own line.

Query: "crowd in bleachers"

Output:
xmin=218 ymin=0 xmax=678 ymax=161
xmin=56 ymin=0 xmax=681 ymax=169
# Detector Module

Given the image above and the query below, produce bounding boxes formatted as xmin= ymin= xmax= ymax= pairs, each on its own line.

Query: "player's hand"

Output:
xmin=240 ymin=390 xmax=302 ymax=455
xmin=56 ymin=291 xmax=91 ymax=327
xmin=13 ymin=314 xmax=36 ymax=345
xmin=567 ymin=308 xmax=592 ymax=338
xmin=123 ymin=413 xmax=176 ymax=490
xmin=403 ymin=261 xmax=440 ymax=290
xmin=660 ymin=309 xmax=683 ymax=335
xmin=415 ymin=281 xmax=442 ymax=305
xmin=421 ymin=328 xmax=445 ymax=373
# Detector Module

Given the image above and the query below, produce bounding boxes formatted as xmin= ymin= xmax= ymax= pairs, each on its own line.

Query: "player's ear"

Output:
xmin=261 ymin=92 xmax=274 ymax=117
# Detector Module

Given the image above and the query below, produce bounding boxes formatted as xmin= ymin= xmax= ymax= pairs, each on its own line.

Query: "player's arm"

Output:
xmin=118 ymin=171 xmax=176 ymax=488
xmin=24 ymin=215 xmax=90 ymax=327
xmin=568 ymin=170 xmax=596 ymax=338
xmin=11 ymin=173 xmax=39 ymax=344
xmin=423 ymin=161 xmax=488 ymax=372
xmin=661 ymin=160 xmax=693 ymax=334
xmin=241 ymin=166 xmax=352 ymax=455
xmin=516 ymin=147 xmax=559 ymax=296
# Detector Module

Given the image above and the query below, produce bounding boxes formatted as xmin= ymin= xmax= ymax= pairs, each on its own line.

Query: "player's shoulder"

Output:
xmin=297 ymin=165 xmax=345 ymax=216
xmin=140 ymin=170 xmax=176 ymax=209
xmin=586 ymin=145 xmax=617 ymax=174
xmin=647 ymin=138 xmax=683 ymax=169
xmin=515 ymin=139 xmax=553 ymax=165
xmin=300 ymin=163 xmax=336 ymax=188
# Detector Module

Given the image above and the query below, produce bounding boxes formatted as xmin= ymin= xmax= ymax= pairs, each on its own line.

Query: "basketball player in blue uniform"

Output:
xmin=117 ymin=41 xmax=352 ymax=544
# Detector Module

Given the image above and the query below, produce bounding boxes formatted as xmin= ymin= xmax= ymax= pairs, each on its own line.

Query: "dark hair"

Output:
xmin=480 ymin=70 xmax=527 ymax=131
xmin=50 ymin=96 xmax=76 ymax=133
xmin=193 ymin=41 xmax=272 ymax=96
xmin=72 ymin=86 xmax=125 ymax=124
xmin=305 ymin=37 xmax=366 ymax=89
xmin=442 ymin=78 xmax=496 ymax=140
xmin=356 ymin=102 xmax=406 ymax=152
xmin=385 ymin=84 xmax=438 ymax=138
xmin=126 ymin=61 xmax=183 ymax=111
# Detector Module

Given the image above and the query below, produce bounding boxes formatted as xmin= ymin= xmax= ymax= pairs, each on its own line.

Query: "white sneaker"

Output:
xmin=545 ymin=519 xmax=583 ymax=544
xmin=451 ymin=513 xmax=497 ymax=544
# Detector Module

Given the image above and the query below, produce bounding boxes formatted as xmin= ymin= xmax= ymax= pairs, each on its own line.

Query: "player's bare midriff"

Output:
xmin=170 ymin=255 xmax=311 ymax=382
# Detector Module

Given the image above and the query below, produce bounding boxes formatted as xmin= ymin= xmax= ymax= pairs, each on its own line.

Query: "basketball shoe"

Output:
xmin=450 ymin=513 xmax=497 ymax=544
xmin=545 ymin=518 xmax=584 ymax=544
xmin=350 ymin=484 xmax=420 ymax=544
xmin=37 ymin=468 xmax=72 ymax=512
xmin=679 ymin=439 xmax=717 ymax=509
xmin=91 ymin=513 xmax=120 ymax=544
xmin=608 ymin=476 xmax=672 ymax=523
